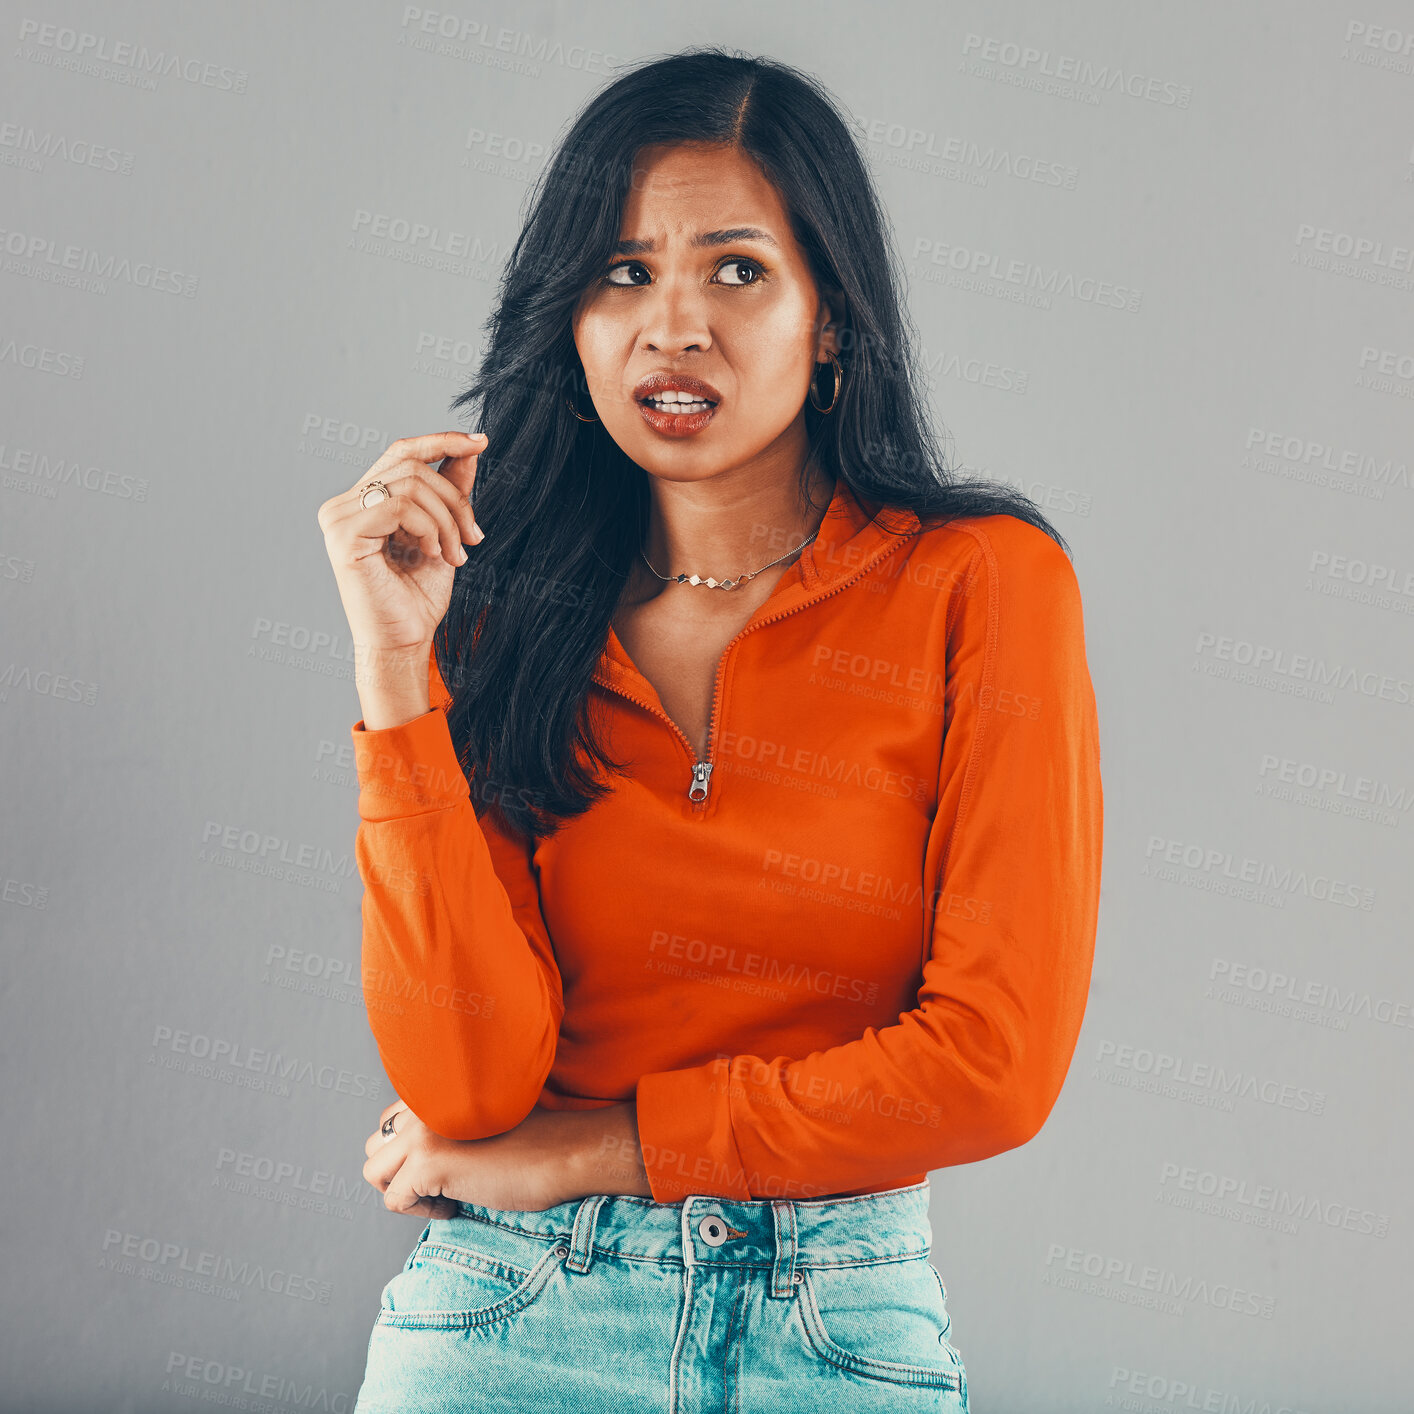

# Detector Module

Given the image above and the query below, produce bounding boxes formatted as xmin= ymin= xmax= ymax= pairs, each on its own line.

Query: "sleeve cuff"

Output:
xmin=351 ymin=708 xmax=471 ymax=822
xmin=635 ymin=1062 xmax=753 ymax=1203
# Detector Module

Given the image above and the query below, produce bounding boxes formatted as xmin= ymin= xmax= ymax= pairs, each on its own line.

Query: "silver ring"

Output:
xmin=360 ymin=479 xmax=392 ymax=509
xmin=381 ymin=1111 xmax=401 ymax=1142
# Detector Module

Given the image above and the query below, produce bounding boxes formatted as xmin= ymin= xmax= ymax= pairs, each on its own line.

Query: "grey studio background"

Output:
xmin=1 ymin=2 xmax=1410 ymax=1411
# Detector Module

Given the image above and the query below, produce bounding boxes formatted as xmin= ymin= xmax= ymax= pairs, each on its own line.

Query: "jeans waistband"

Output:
xmin=448 ymin=1179 xmax=932 ymax=1299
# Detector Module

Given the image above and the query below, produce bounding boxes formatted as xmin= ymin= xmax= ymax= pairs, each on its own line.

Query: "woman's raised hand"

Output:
xmin=317 ymin=431 xmax=487 ymax=657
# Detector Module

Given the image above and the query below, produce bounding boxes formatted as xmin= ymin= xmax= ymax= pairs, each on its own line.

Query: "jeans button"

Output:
xmin=697 ymin=1215 xmax=728 ymax=1247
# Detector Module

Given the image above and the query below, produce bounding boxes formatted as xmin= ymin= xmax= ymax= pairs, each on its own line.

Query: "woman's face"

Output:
xmin=570 ymin=141 xmax=841 ymax=483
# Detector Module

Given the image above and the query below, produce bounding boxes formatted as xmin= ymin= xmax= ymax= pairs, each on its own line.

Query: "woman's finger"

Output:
xmin=365 ymin=1100 xmax=415 ymax=1158
xmin=414 ymin=455 xmax=483 ymax=546
xmin=363 ymin=1133 xmax=405 ymax=1192
xmin=325 ymin=442 xmax=485 ymax=550
xmin=432 ymin=451 xmax=484 ymax=542
xmin=362 ymin=430 xmax=485 ymax=485
xmin=365 ymin=1114 xmax=400 ymax=1159
xmin=346 ymin=475 xmax=465 ymax=568
xmin=356 ymin=455 xmax=480 ymax=547
xmin=382 ymin=1160 xmax=458 ymax=1219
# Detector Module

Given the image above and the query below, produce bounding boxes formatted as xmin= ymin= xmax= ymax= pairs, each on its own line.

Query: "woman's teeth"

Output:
xmin=644 ymin=393 xmax=714 ymax=413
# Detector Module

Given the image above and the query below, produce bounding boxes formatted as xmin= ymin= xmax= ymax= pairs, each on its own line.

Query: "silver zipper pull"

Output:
xmin=688 ymin=761 xmax=713 ymax=802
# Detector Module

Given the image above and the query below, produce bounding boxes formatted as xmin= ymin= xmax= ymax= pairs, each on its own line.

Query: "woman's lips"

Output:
xmin=636 ymin=394 xmax=719 ymax=438
xmin=632 ymin=372 xmax=722 ymax=403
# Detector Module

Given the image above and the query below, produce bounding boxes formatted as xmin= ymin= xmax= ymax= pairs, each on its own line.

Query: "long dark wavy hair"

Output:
xmin=440 ymin=45 xmax=1069 ymax=842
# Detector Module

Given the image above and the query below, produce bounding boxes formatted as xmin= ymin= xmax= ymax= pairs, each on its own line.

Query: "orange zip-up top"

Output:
xmin=350 ymin=479 xmax=1104 ymax=1204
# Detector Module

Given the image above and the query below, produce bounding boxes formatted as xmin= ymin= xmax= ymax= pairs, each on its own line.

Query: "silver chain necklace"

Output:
xmin=639 ymin=528 xmax=821 ymax=591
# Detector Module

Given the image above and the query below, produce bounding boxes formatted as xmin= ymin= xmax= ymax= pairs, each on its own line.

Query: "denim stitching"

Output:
xmin=667 ymin=1263 xmax=696 ymax=1414
xmin=804 ymin=1248 xmax=934 ymax=1269
xmin=794 ymin=1264 xmax=964 ymax=1391
xmin=417 ymin=1241 xmax=531 ymax=1284
xmin=790 ymin=1178 xmax=929 ymax=1210
xmin=927 ymin=1260 xmax=968 ymax=1371
xmin=375 ymin=1241 xmax=564 ymax=1331
xmin=723 ymin=1278 xmax=749 ymax=1414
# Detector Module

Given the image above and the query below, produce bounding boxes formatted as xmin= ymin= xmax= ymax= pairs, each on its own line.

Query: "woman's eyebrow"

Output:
xmin=610 ymin=227 xmax=780 ymax=256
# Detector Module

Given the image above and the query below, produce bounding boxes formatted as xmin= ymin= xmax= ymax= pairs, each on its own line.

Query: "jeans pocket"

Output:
xmin=375 ymin=1229 xmax=565 ymax=1331
xmin=923 ymin=1261 xmax=967 ymax=1373
xmin=794 ymin=1254 xmax=967 ymax=1392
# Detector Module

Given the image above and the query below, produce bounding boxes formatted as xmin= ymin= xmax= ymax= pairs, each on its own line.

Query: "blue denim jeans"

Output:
xmin=353 ymin=1177 xmax=968 ymax=1413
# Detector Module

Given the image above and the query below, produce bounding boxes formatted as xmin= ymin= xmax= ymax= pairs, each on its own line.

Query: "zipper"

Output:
xmin=592 ymin=531 xmax=918 ymax=807
xmin=688 ymin=760 xmax=714 ymax=802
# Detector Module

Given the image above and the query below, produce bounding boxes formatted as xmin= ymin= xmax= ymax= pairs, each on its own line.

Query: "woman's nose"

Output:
xmin=638 ymin=281 xmax=712 ymax=353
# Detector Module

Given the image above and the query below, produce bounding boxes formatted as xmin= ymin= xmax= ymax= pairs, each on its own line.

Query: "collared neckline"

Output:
xmin=599 ymin=478 xmax=923 ymax=678
xmin=797 ymin=477 xmax=922 ymax=591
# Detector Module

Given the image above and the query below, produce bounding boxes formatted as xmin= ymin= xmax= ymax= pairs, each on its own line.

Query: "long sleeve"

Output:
xmin=633 ymin=519 xmax=1105 ymax=1202
xmin=351 ymin=642 xmax=563 ymax=1140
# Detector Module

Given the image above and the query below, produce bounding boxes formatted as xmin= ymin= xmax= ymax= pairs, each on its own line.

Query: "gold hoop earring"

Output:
xmin=566 ymin=367 xmax=599 ymax=422
xmin=808 ymin=351 xmax=842 ymax=414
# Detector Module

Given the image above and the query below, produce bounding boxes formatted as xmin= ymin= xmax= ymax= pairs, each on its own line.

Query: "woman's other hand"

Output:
xmin=362 ymin=1098 xmax=592 ymax=1219
xmin=317 ymin=431 xmax=486 ymax=659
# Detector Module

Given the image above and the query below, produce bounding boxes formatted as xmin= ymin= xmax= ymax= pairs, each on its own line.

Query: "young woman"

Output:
xmin=319 ymin=47 xmax=1103 ymax=1414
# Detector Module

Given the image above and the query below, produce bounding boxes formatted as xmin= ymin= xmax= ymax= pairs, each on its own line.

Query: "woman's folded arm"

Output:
xmin=351 ymin=643 xmax=563 ymax=1140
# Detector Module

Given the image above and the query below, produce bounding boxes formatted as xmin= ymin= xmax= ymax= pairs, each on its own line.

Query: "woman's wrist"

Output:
xmin=354 ymin=641 xmax=433 ymax=731
xmin=563 ymin=1101 xmax=652 ymax=1199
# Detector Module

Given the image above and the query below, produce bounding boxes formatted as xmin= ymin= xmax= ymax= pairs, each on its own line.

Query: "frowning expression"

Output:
xmin=570 ymin=141 xmax=842 ymax=480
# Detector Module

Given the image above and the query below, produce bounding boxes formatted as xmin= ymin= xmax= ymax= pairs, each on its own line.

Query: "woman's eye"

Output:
xmin=714 ymin=259 xmax=763 ymax=286
xmin=604 ymin=261 xmax=649 ymax=286
xmin=600 ymin=258 xmax=764 ymax=287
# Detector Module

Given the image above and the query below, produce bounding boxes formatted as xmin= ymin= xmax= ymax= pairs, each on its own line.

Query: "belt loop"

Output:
xmin=564 ymin=1193 xmax=607 ymax=1274
xmin=770 ymin=1199 xmax=798 ymax=1298
xmin=680 ymin=1195 xmax=697 ymax=1271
